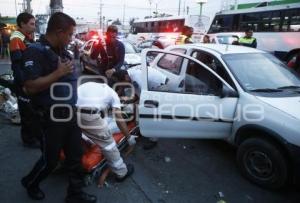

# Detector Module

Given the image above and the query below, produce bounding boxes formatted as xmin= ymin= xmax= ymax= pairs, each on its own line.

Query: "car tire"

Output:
xmin=237 ymin=138 xmax=289 ymax=189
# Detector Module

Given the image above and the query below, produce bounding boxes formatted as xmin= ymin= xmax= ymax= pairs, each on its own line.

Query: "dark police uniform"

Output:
xmin=21 ymin=35 xmax=85 ymax=196
xmin=9 ymin=30 xmax=39 ymax=146
xmin=106 ymin=39 xmax=125 ymax=71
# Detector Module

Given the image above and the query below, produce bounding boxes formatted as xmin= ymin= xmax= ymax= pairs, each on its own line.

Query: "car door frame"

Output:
xmin=138 ymin=49 xmax=239 ymax=139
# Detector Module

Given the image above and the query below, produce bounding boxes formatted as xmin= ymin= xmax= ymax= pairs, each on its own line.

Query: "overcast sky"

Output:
xmin=0 ymin=0 xmax=261 ymax=23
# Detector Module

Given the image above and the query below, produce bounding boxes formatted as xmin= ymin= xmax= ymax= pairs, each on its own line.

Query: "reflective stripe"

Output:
xmin=112 ymin=158 xmax=124 ymax=168
xmin=175 ymin=35 xmax=187 ymax=45
xmin=238 ymin=37 xmax=255 ymax=45
xmin=10 ymin=31 xmax=25 ymax=41
xmin=103 ymin=141 xmax=116 ymax=151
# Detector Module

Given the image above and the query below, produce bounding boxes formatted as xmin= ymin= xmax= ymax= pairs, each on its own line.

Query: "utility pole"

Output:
xmin=50 ymin=0 xmax=63 ymax=15
xmin=148 ymin=0 xmax=153 ymax=17
xmin=22 ymin=0 xmax=26 ymax=12
xmin=99 ymin=0 xmax=103 ymax=30
xmin=14 ymin=0 xmax=18 ymax=15
xmin=123 ymin=3 xmax=126 ymax=25
xmin=178 ymin=0 xmax=181 ymax=16
xmin=25 ymin=0 xmax=32 ymax=13
xmin=183 ymin=0 xmax=185 ymax=16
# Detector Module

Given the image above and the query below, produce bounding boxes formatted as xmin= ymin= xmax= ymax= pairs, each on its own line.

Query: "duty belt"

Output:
xmin=78 ymin=108 xmax=105 ymax=118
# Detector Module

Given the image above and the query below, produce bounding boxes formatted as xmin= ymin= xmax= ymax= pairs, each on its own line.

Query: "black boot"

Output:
xmin=21 ymin=177 xmax=45 ymax=200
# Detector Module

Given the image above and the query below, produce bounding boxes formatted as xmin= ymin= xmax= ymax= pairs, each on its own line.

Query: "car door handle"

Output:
xmin=178 ymin=80 xmax=184 ymax=88
xmin=144 ymin=100 xmax=159 ymax=108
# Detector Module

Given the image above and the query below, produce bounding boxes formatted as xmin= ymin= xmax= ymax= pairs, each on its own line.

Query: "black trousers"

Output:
xmin=24 ymin=107 xmax=85 ymax=195
xmin=17 ymin=94 xmax=41 ymax=144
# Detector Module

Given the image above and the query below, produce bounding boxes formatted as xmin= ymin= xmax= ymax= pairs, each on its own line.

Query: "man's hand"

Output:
xmin=55 ymin=57 xmax=74 ymax=77
xmin=127 ymin=135 xmax=138 ymax=146
xmin=105 ymin=68 xmax=115 ymax=78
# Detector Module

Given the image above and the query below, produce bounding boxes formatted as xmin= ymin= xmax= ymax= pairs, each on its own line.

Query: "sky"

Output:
xmin=0 ymin=0 xmax=262 ymax=23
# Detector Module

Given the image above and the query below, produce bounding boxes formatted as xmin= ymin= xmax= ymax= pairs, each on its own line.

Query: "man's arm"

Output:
xmin=252 ymin=38 xmax=257 ymax=48
xmin=9 ymin=38 xmax=26 ymax=84
xmin=112 ymin=41 xmax=125 ymax=71
xmin=23 ymin=57 xmax=74 ymax=95
xmin=114 ymin=107 xmax=130 ymax=138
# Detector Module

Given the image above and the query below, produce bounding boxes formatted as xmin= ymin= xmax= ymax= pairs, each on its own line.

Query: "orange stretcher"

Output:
xmin=60 ymin=121 xmax=138 ymax=187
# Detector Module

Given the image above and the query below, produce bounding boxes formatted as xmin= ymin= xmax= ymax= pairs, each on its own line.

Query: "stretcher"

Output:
xmin=60 ymin=115 xmax=139 ymax=187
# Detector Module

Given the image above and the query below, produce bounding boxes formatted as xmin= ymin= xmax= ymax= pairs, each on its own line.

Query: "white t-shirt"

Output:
xmin=76 ymin=82 xmax=121 ymax=110
xmin=127 ymin=65 xmax=167 ymax=95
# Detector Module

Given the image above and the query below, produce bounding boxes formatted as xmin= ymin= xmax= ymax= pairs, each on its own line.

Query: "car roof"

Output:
xmin=167 ymin=43 xmax=265 ymax=55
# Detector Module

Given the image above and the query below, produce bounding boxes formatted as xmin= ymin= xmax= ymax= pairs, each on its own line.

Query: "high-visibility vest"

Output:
xmin=10 ymin=30 xmax=25 ymax=41
xmin=238 ymin=37 xmax=256 ymax=47
xmin=175 ymin=35 xmax=188 ymax=45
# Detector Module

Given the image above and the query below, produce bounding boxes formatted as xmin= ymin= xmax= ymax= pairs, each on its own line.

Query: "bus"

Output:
xmin=207 ymin=1 xmax=300 ymax=61
xmin=129 ymin=15 xmax=209 ymax=47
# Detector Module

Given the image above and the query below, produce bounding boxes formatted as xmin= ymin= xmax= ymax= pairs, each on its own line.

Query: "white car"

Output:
xmin=137 ymin=44 xmax=300 ymax=189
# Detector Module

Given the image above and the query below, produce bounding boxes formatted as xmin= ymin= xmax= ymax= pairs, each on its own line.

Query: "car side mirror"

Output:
xmin=220 ymin=84 xmax=238 ymax=98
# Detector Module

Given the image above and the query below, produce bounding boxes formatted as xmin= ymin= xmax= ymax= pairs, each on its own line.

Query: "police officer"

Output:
xmin=91 ymin=25 xmax=125 ymax=78
xmin=238 ymin=28 xmax=257 ymax=48
xmin=175 ymin=26 xmax=194 ymax=45
xmin=20 ymin=12 xmax=97 ymax=203
xmin=9 ymin=12 xmax=39 ymax=148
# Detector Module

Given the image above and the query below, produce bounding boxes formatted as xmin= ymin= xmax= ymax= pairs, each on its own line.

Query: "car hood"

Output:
xmin=125 ymin=53 xmax=141 ymax=65
xmin=256 ymin=96 xmax=300 ymax=120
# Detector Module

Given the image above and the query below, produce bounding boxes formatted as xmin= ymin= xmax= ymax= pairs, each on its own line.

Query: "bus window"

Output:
xmin=270 ymin=11 xmax=280 ymax=32
xmin=290 ymin=9 xmax=300 ymax=32
xmin=282 ymin=9 xmax=300 ymax=32
xmin=260 ymin=11 xmax=271 ymax=31
xmin=240 ymin=12 xmax=260 ymax=31
xmin=209 ymin=15 xmax=233 ymax=33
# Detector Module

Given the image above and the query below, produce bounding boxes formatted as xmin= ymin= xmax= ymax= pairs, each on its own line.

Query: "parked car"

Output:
xmin=79 ymin=39 xmax=141 ymax=74
xmin=137 ymin=44 xmax=300 ymax=189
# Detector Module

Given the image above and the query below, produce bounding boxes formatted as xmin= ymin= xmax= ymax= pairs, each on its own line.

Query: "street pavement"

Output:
xmin=0 ymin=59 xmax=299 ymax=203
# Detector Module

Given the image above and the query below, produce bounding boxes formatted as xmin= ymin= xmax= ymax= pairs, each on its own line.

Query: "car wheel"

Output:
xmin=237 ymin=138 xmax=289 ymax=189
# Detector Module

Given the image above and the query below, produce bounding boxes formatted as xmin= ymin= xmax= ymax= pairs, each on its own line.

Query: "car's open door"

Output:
xmin=138 ymin=49 xmax=239 ymax=139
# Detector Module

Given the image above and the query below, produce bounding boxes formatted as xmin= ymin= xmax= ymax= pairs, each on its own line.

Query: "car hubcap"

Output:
xmin=244 ymin=150 xmax=274 ymax=180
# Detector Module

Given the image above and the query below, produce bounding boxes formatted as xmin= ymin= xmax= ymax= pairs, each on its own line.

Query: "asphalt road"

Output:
xmin=0 ymin=60 xmax=299 ymax=203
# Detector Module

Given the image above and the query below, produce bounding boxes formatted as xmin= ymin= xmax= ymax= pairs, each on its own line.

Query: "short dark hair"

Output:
xmin=16 ymin=12 xmax=35 ymax=28
xmin=107 ymin=25 xmax=118 ymax=33
xmin=245 ymin=27 xmax=253 ymax=33
xmin=46 ymin=12 xmax=76 ymax=34
xmin=181 ymin=25 xmax=194 ymax=34
xmin=112 ymin=70 xmax=128 ymax=81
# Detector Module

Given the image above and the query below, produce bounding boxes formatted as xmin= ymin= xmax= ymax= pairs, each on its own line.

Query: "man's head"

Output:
xmin=111 ymin=70 xmax=131 ymax=84
xmin=16 ymin=12 xmax=35 ymax=35
xmin=110 ymin=70 xmax=132 ymax=96
xmin=245 ymin=28 xmax=253 ymax=38
xmin=46 ymin=12 xmax=76 ymax=47
xmin=182 ymin=26 xmax=193 ymax=37
xmin=106 ymin=25 xmax=118 ymax=43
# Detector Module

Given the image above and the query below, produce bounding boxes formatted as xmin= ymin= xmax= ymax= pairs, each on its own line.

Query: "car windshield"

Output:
xmin=123 ymin=41 xmax=137 ymax=54
xmin=222 ymin=53 xmax=300 ymax=91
